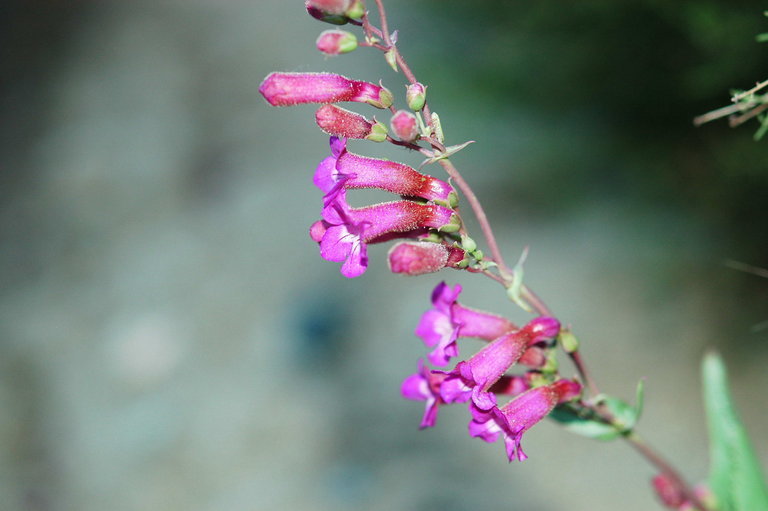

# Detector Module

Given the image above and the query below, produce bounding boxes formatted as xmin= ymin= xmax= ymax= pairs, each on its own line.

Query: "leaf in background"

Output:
xmin=703 ymin=352 xmax=768 ymax=511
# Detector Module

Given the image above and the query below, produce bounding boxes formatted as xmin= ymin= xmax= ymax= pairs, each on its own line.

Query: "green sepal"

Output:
xmin=506 ymin=247 xmax=533 ymax=312
xmin=703 ymin=352 xmax=768 ymax=511
xmin=559 ymin=329 xmax=580 ymax=353
xmin=384 ymin=49 xmax=398 ymax=72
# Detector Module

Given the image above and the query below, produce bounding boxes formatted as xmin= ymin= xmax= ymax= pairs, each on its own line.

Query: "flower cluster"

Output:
xmin=260 ymin=70 xmax=464 ymax=277
xmin=262 ymin=1 xmax=581 ymax=464
xmin=402 ymin=282 xmax=581 ymax=461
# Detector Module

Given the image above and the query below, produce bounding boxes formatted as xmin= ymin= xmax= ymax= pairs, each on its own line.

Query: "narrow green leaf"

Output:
xmin=634 ymin=379 xmax=645 ymax=426
xmin=703 ymin=352 xmax=768 ymax=511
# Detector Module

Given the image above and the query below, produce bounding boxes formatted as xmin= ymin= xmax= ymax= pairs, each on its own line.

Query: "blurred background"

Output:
xmin=1 ymin=1 xmax=767 ymax=510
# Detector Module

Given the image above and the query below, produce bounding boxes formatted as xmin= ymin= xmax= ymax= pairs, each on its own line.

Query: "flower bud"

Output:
xmin=306 ymin=7 xmax=349 ymax=25
xmin=260 ymin=72 xmax=392 ymax=109
xmin=315 ymin=105 xmax=387 ymax=142
xmin=406 ymin=82 xmax=427 ymax=111
xmin=316 ymin=29 xmax=358 ymax=55
xmin=651 ymin=474 xmax=687 ymax=509
xmin=306 ymin=0 xmax=351 ymax=14
xmin=388 ymin=242 xmax=450 ymax=276
xmin=390 ymin=110 xmax=419 ymax=142
xmin=305 ymin=0 xmax=351 ymax=24
xmin=345 ymin=0 xmax=365 ymax=20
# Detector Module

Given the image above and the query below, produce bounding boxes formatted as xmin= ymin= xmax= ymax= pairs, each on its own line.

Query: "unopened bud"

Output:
xmin=306 ymin=0 xmax=350 ymax=15
xmin=315 ymin=104 xmax=387 ymax=141
xmin=306 ymin=6 xmax=349 ymax=25
xmin=316 ymin=30 xmax=358 ymax=55
xmin=460 ymin=235 xmax=477 ymax=253
xmin=388 ymin=242 xmax=450 ymax=276
xmin=651 ymin=474 xmax=687 ymax=509
xmin=559 ymin=329 xmax=580 ymax=353
xmin=390 ymin=110 xmax=419 ymax=142
xmin=406 ymin=82 xmax=427 ymax=111
xmin=345 ymin=0 xmax=365 ymax=19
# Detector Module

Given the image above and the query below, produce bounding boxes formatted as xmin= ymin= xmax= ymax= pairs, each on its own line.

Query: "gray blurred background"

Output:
xmin=1 ymin=1 xmax=766 ymax=510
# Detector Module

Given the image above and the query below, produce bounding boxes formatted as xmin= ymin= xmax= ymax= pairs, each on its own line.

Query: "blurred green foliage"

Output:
xmin=405 ymin=0 xmax=768 ymax=349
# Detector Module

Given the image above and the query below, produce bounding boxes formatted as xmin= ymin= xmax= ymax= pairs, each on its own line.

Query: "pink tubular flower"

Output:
xmin=259 ymin=72 xmax=393 ymax=109
xmin=314 ymin=137 xmax=458 ymax=207
xmin=315 ymin=106 xmax=387 ymax=142
xmin=438 ymin=317 xmax=561 ymax=412
xmin=470 ymin=379 xmax=581 ymax=462
xmin=319 ymin=190 xmax=460 ymax=278
xmin=387 ymin=241 xmax=466 ymax=276
xmin=401 ymin=359 xmax=448 ymax=428
xmin=316 ymin=29 xmax=358 ymax=55
xmin=415 ymin=282 xmax=518 ymax=367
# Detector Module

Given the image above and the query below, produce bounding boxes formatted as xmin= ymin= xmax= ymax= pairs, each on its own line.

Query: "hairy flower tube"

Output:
xmin=259 ymin=72 xmax=393 ymax=109
xmin=438 ymin=317 xmax=561 ymax=414
xmin=318 ymin=190 xmax=460 ymax=278
xmin=314 ymin=137 xmax=458 ymax=207
xmin=315 ymin=106 xmax=387 ymax=141
xmin=387 ymin=241 xmax=466 ymax=276
xmin=469 ymin=379 xmax=581 ymax=462
xmin=415 ymin=282 xmax=519 ymax=366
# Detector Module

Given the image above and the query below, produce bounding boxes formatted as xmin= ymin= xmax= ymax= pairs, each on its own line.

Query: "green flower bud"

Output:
xmin=406 ymin=82 xmax=427 ymax=111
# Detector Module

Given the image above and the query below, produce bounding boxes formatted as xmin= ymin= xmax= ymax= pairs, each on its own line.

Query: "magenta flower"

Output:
xmin=401 ymin=359 xmax=448 ymax=428
xmin=415 ymin=282 xmax=518 ymax=367
xmin=315 ymin=106 xmax=387 ymax=142
xmin=438 ymin=317 xmax=561 ymax=412
xmin=470 ymin=379 xmax=581 ymax=462
xmin=314 ymin=137 xmax=457 ymax=207
xmin=259 ymin=72 xmax=393 ymax=109
xmin=319 ymin=190 xmax=460 ymax=278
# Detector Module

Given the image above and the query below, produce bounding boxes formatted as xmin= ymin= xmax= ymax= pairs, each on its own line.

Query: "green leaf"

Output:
xmin=549 ymin=406 xmax=621 ymax=441
xmin=703 ymin=352 xmax=768 ymax=511
xmin=602 ymin=396 xmax=639 ymax=431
